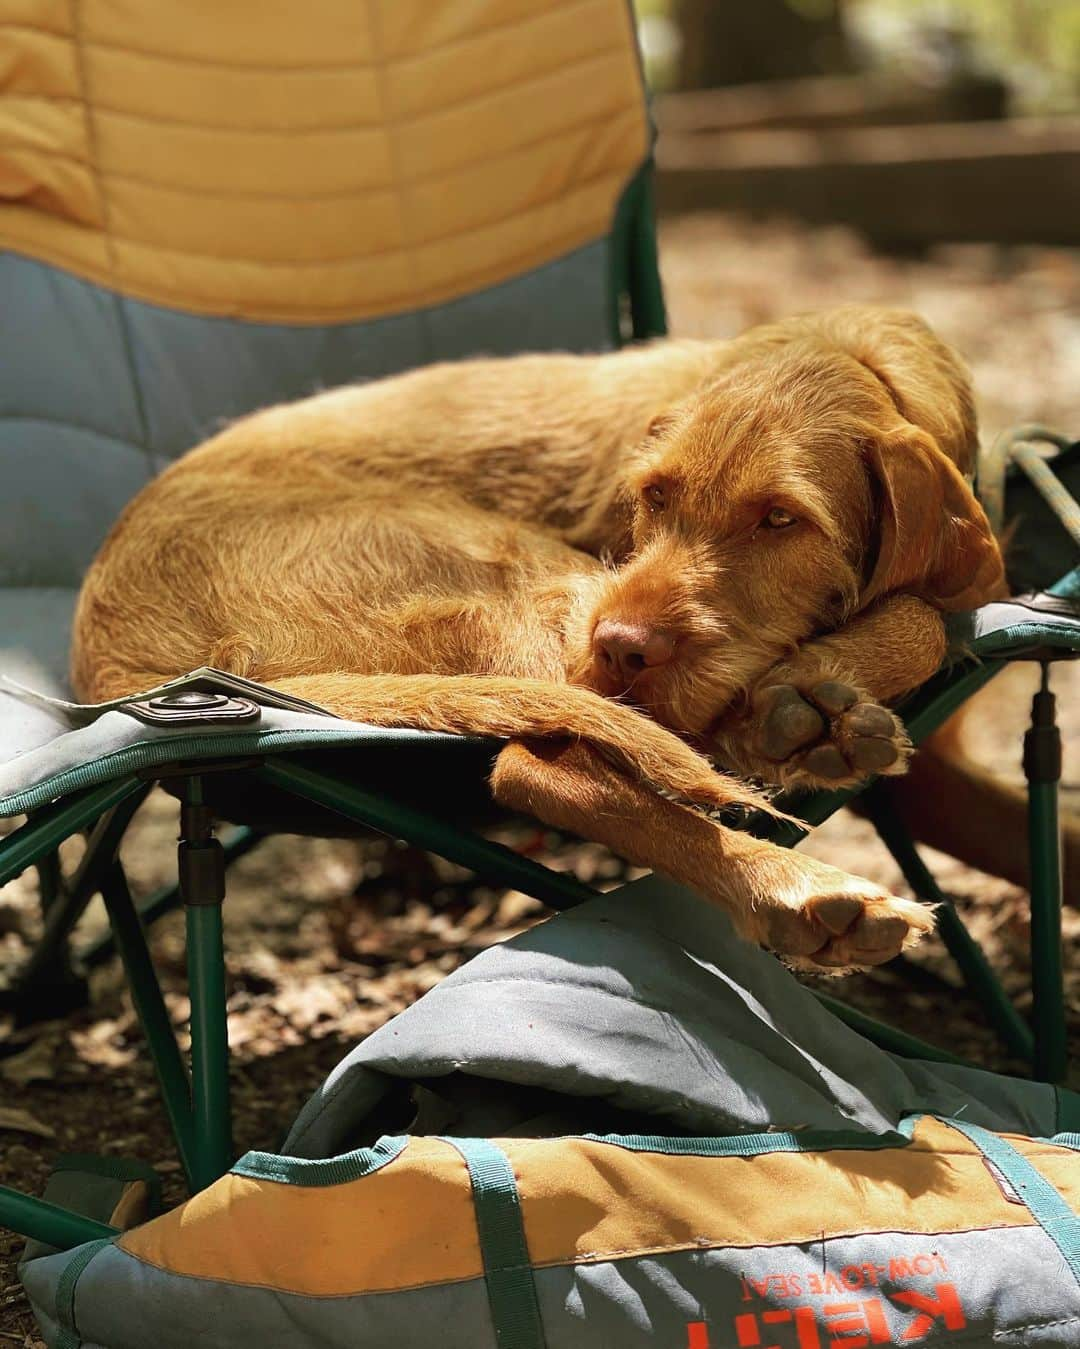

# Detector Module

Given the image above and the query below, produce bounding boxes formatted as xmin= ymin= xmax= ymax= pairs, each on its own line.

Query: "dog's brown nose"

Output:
xmin=593 ymin=620 xmax=676 ymax=684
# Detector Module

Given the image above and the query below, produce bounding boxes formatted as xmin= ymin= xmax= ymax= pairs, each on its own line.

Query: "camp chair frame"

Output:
xmin=1 ymin=172 xmax=1078 ymax=1254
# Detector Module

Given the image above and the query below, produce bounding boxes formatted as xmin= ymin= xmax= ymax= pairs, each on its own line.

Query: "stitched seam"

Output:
xmin=0 ymin=1 xmax=591 ymax=73
xmin=0 ymin=151 xmax=630 ymax=258
xmin=0 ymin=229 xmax=610 ymax=323
xmin=0 ymin=21 xmax=374 ymax=70
xmin=0 ymin=102 xmax=636 ymax=200
xmin=0 ymin=19 xmax=69 ymax=40
xmin=994 ymin=1318 xmax=1080 ymax=1337
xmin=97 ymin=178 xmax=621 ymax=263
xmin=369 ymin=0 xmax=423 ymax=368
xmin=67 ymin=0 xmax=150 ymax=456
xmin=0 ymin=210 xmax=606 ymax=271
xmin=13 ymin=43 xmax=625 ymax=135
xmin=526 ymin=1221 xmax=1040 ymax=1268
xmin=115 ymin=1241 xmax=483 ymax=1298
xmin=0 ymin=413 xmax=148 ymax=452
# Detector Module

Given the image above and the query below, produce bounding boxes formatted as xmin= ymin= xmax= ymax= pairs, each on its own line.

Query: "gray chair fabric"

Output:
xmin=284 ymin=873 xmax=1068 ymax=1157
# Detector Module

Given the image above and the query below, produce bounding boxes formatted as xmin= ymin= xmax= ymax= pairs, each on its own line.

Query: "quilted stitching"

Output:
xmin=0 ymin=0 xmax=649 ymax=321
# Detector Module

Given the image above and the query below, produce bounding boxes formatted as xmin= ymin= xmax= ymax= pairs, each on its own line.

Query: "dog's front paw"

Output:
xmin=752 ymin=679 xmax=910 ymax=789
xmin=743 ymin=856 xmax=935 ymax=970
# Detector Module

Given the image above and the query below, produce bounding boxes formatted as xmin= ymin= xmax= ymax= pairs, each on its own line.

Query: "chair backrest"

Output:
xmin=0 ymin=0 xmax=664 ymax=590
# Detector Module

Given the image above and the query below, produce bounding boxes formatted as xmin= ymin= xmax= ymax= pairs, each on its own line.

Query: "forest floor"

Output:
xmin=1 ymin=213 xmax=1078 ymax=1343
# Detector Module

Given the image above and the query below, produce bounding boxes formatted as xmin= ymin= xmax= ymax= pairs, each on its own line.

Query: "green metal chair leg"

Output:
xmin=186 ymin=901 xmax=232 ymax=1189
xmin=0 ymin=1184 xmax=117 ymax=1248
xmin=178 ymin=778 xmax=233 ymax=1190
xmin=0 ymin=776 xmax=144 ymax=890
xmin=82 ymin=826 xmax=263 ymax=970
xmin=1 ymin=784 xmax=150 ymax=1020
xmin=1025 ymin=664 xmax=1067 ymax=1083
xmin=99 ymin=863 xmax=197 ymax=1188
xmin=865 ymin=786 xmax=1035 ymax=1066
xmin=814 ymin=992 xmax=970 ymax=1067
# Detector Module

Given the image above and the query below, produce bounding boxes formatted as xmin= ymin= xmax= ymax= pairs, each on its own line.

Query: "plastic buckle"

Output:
xmin=120 ymin=690 xmax=261 ymax=727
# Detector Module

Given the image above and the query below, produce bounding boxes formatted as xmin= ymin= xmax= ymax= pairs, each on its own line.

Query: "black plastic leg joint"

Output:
xmin=178 ymin=798 xmax=225 ymax=907
xmin=1023 ymin=681 xmax=1061 ymax=785
xmin=178 ymin=842 xmax=226 ymax=907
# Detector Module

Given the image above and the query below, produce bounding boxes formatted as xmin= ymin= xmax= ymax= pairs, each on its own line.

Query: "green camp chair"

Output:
xmin=1 ymin=0 xmax=1078 ymax=1258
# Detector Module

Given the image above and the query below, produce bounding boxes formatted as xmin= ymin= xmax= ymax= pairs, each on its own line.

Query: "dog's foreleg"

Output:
xmin=492 ymin=738 xmax=933 ymax=968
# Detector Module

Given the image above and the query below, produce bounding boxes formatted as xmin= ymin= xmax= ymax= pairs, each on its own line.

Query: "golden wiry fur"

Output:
xmin=72 ymin=306 xmax=1003 ymax=968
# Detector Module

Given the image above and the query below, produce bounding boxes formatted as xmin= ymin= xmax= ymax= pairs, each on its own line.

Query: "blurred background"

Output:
xmin=631 ymin=0 xmax=1080 ymax=453
xmin=640 ymin=0 xmax=1080 ymax=114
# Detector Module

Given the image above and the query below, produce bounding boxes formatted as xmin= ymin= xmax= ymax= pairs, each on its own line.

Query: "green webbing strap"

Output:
xmin=442 ymin=1139 xmax=547 ymax=1349
xmin=944 ymin=1118 xmax=1080 ymax=1289
xmin=53 ymin=1237 xmax=112 ymax=1349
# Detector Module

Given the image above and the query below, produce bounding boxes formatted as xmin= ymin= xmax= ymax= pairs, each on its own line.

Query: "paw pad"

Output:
xmin=756 ymin=679 xmax=909 ymax=787
xmin=763 ymin=891 xmax=934 ymax=968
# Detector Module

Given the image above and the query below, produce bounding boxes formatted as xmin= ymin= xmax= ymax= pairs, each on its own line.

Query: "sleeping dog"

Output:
xmin=72 ymin=306 xmax=1004 ymax=969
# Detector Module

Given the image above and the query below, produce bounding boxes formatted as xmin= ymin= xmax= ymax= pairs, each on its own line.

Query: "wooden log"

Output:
xmin=655 ymin=118 xmax=1080 ymax=249
xmin=657 ymin=75 xmax=1006 ymax=136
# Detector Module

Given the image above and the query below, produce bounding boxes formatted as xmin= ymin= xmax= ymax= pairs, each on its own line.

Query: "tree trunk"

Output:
xmin=675 ymin=0 xmax=852 ymax=91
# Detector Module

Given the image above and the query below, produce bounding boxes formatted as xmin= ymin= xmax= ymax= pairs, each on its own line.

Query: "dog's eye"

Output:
xmin=643 ymin=483 xmax=666 ymax=511
xmin=762 ymin=507 xmax=797 ymax=530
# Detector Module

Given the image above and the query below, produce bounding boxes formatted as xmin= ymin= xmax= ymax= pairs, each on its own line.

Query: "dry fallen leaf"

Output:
xmin=0 ymin=1037 xmax=59 ymax=1087
xmin=0 ymin=1108 xmax=55 ymax=1140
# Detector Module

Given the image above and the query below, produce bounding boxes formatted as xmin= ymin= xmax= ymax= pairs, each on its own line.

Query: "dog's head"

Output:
xmin=576 ymin=308 xmax=1003 ymax=735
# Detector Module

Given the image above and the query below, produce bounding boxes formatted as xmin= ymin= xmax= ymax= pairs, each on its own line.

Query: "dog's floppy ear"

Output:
xmin=861 ymin=426 xmax=1004 ymax=612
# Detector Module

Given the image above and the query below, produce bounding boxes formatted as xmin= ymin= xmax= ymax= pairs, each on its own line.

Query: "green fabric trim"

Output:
xmin=443 ymin=1138 xmax=546 ymax=1349
xmin=0 ymin=726 xmax=492 ymax=818
xmin=230 ymin=1133 xmax=407 ymax=1187
xmin=53 ymin=1237 xmax=112 ymax=1348
xmin=578 ymin=1127 xmax=910 ymax=1157
xmin=967 ymin=619 xmax=1080 ymax=657
xmin=1050 ymin=1133 xmax=1080 ymax=1151
xmin=943 ymin=1118 xmax=1080 ymax=1290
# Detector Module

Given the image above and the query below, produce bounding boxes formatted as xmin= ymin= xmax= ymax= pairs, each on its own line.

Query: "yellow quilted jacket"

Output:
xmin=0 ymin=0 xmax=650 ymax=321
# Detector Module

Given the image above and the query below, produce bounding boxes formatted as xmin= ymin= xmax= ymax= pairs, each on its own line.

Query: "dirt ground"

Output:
xmin=1 ymin=214 xmax=1078 ymax=1342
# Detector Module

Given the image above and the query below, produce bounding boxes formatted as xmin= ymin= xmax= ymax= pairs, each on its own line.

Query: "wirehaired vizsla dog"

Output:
xmin=73 ymin=306 xmax=1005 ymax=969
